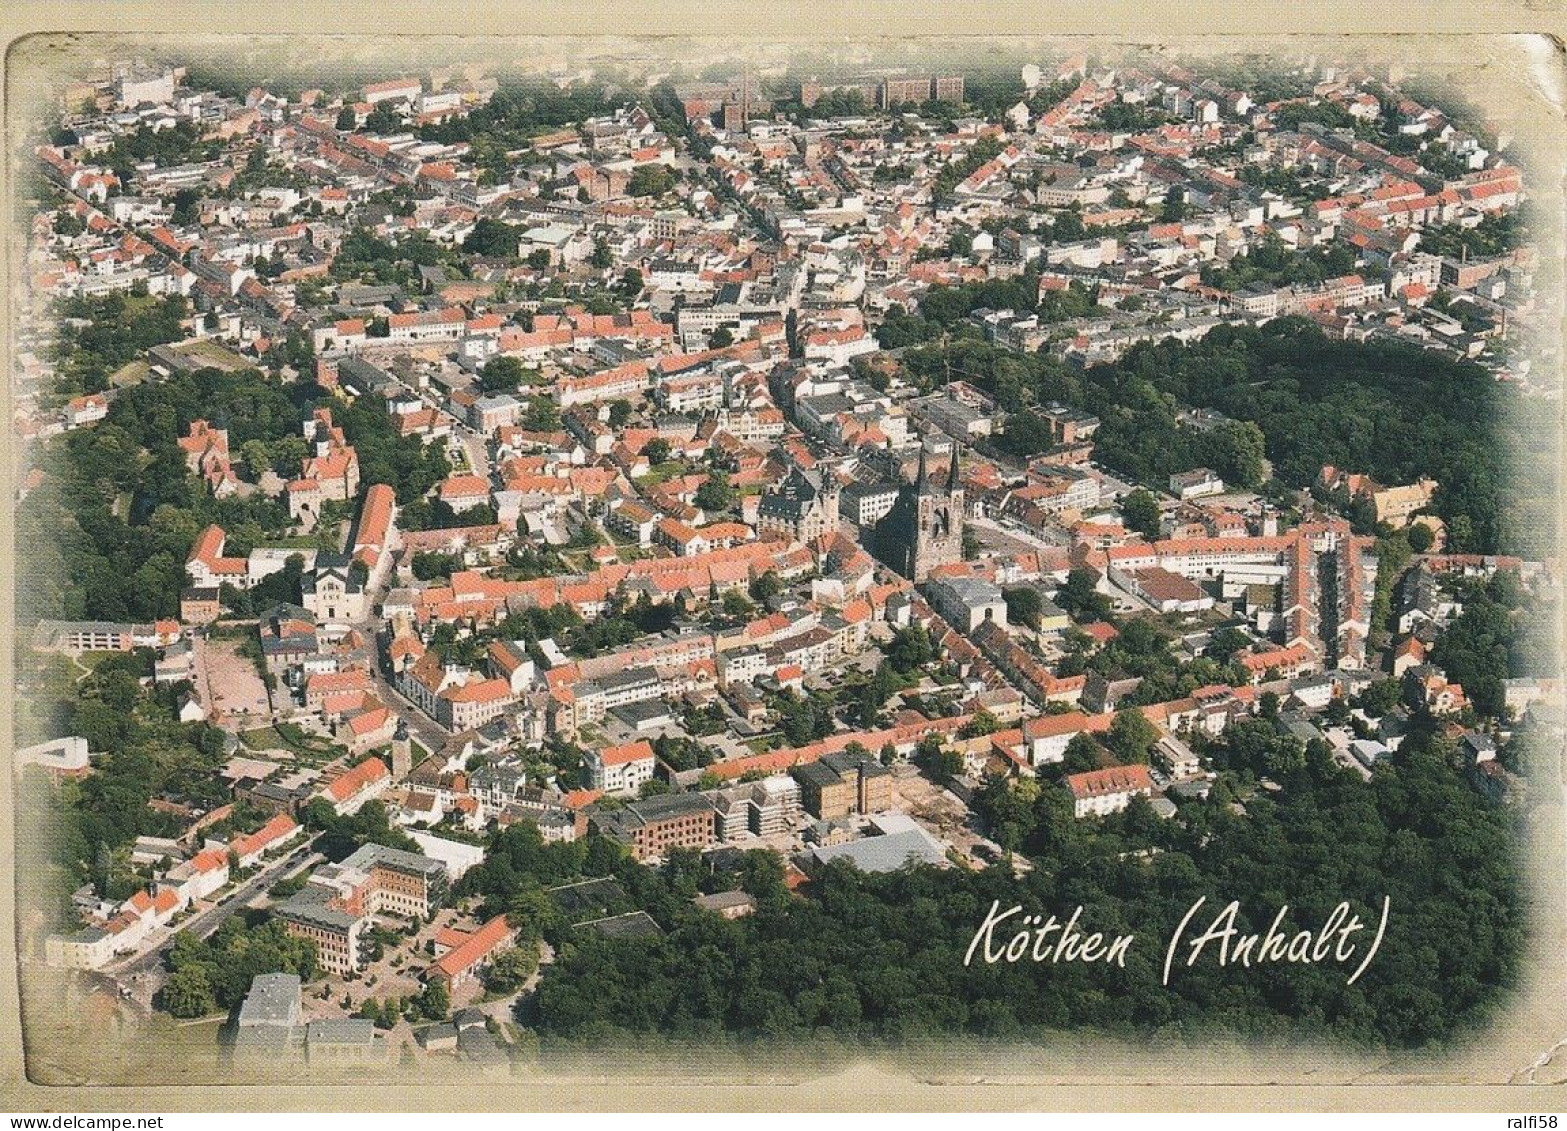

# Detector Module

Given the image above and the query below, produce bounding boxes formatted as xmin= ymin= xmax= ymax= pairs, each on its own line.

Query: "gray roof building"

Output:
xmin=306 ymin=1018 xmax=376 ymax=1048
xmin=806 ymin=827 xmax=948 ymax=873
xmin=237 ymin=972 xmax=302 ymax=1029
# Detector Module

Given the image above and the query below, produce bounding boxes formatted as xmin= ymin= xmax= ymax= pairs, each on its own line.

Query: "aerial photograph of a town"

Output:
xmin=7 ymin=33 xmax=1563 ymax=1090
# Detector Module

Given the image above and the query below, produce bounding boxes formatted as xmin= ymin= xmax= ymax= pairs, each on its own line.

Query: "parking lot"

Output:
xmin=196 ymin=634 xmax=273 ymax=723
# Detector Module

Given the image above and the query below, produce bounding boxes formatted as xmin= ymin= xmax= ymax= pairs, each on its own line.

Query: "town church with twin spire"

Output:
xmin=874 ymin=443 xmax=965 ymax=582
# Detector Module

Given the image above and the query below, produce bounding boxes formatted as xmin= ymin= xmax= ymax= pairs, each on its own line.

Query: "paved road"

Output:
xmin=455 ymin=424 xmax=490 ymax=480
xmin=334 ymin=584 xmax=442 ymax=758
xmin=106 ymin=839 xmax=324 ymax=980
xmin=322 ymin=584 xmax=452 ymax=770
xmin=350 ymin=647 xmax=452 ymax=760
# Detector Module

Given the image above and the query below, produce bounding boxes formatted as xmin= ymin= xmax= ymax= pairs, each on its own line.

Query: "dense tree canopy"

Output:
xmin=1428 ymin=572 xmax=1551 ymax=719
xmin=49 ymin=292 xmax=189 ymax=397
xmin=938 ymin=319 xmax=1531 ymax=555
xmin=532 ymin=726 xmax=1520 ymax=1050
xmin=18 ymin=367 xmax=445 ymax=625
xmin=159 ymin=916 xmax=318 ymax=1018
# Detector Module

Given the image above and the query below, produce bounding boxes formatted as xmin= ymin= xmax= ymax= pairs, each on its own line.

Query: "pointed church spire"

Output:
xmin=948 ymin=443 xmax=961 ymax=490
xmin=915 ymin=444 xmax=929 ymax=491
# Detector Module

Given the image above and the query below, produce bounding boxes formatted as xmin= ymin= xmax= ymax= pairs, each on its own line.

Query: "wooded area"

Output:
xmin=528 ymin=724 xmax=1520 ymax=1050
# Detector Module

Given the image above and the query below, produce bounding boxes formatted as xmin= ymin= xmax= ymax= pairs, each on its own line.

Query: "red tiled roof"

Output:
xmin=431 ymin=914 xmax=514 ymax=980
xmin=599 ymin=740 xmax=654 ymax=767
xmin=231 ymin=814 xmax=299 ymax=859
xmin=326 ymin=756 xmax=390 ymax=802
xmin=1022 ymin=711 xmax=1112 ymax=740
xmin=1065 ymin=764 xmax=1153 ymax=800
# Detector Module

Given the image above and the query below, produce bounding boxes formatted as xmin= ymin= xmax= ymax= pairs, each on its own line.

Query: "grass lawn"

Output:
xmin=638 ymin=460 xmax=688 ymax=485
xmin=268 ymin=533 xmax=342 ymax=551
xmin=169 ymin=337 xmax=251 ymax=371
xmin=241 ymin=723 xmax=343 ymax=761
xmin=109 ymin=359 xmax=149 ymax=387
xmin=74 ymin=650 xmax=127 ymax=675
xmin=239 ymin=726 xmax=287 ymax=750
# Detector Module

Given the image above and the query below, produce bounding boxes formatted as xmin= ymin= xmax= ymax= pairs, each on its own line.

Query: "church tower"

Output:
xmin=391 ymin=718 xmax=413 ymax=780
xmin=912 ymin=444 xmax=965 ymax=581
xmin=875 ymin=443 xmax=965 ymax=582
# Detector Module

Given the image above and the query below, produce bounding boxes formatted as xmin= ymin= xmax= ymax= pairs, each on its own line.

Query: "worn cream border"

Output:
xmin=1 ymin=0 xmax=1564 ymax=1111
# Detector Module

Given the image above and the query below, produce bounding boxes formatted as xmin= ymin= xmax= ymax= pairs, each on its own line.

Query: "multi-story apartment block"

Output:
xmin=792 ymin=751 xmax=893 ymax=819
xmin=585 ymin=739 xmax=658 ymax=797
xmin=1065 ymin=764 xmax=1154 ymax=818
xmin=276 ymin=844 xmax=448 ymax=975
xmin=589 ymin=793 xmax=718 ymax=862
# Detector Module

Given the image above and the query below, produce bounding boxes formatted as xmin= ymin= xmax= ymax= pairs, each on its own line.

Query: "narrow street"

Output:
xmin=342 ymin=629 xmax=452 ymax=760
xmin=456 ymin=424 xmax=490 ymax=479
xmin=106 ymin=839 xmax=324 ymax=982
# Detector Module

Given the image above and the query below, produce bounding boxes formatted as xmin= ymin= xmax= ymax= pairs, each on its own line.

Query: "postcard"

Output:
xmin=1 ymin=7 xmax=1564 ymax=1114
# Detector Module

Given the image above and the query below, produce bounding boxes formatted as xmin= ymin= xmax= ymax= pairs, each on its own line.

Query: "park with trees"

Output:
xmin=522 ymin=718 xmax=1519 ymax=1052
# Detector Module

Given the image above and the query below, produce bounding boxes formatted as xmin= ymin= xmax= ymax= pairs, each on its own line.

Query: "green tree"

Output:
xmin=463 ymin=218 xmax=520 ymax=258
xmin=170 ymin=188 xmax=201 ymax=226
xmin=887 ymin=625 xmax=935 ymax=674
xmin=694 ymin=472 xmax=734 ymax=513
xmin=158 ymin=964 xmax=218 ymax=1019
xmin=483 ymin=943 xmax=539 ymax=994
xmin=1356 ymin=679 xmax=1404 ymax=716
xmin=418 ymin=976 xmax=450 ymax=1020
xmin=1120 ymin=488 xmax=1162 ymax=540
xmin=364 ymin=103 xmax=400 ymax=134
xmin=922 ymin=745 xmax=965 ymax=784
xmin=738 ymin=849 xmax=788 ymax=902
xmin=522 ymin=398 xmax=561 ymax=432
xmin=1212 ymin=420 xmax=1267 ymax=489
xmin=749 ymin=570 xmax=783 ymax=604
xmin=1003 ymin=586 xmax=1044 ymax=629
xmin=720 ymin=589 xmax=755 ymax=618
xmin=1105 ymin=708 xmax=1158 ymax=765
xmin=959 ymin=709 xmax=999 ymax=739
xmin=1056 ymin=568 xmax=1112 ymax=621
xmin=1205 ymin=626 xmax=1252 ymax=665
xmin=480 ymin=355 xmax=529 ymax=394
xmin=627 ymin=164 xmax=677 ymax=197
xmin=1062 ymin=732 xmax=1102 ymax=773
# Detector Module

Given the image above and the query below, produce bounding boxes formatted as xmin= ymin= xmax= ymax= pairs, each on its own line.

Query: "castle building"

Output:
xmin=875 ymin=445 xmax=965 ymax=582
xmin=757 ymin=464 xmax=840 ymax=544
